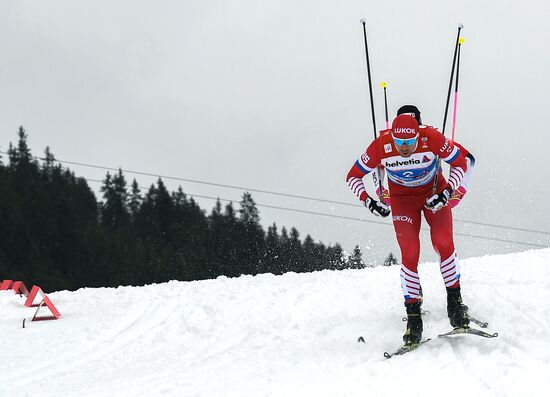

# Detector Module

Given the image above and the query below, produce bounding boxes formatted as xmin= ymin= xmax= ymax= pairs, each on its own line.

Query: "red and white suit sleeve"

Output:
xmin=430 ymin=130 xmax=468 ymax=192
xmin=346 ymin=141 xmax=381 ymax=202
xmin=453 ymin=142 xmax=475 ymax=189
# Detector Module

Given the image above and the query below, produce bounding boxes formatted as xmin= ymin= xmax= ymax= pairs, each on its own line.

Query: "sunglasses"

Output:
xmin=393 ymin=135 xmax=418 ymax=146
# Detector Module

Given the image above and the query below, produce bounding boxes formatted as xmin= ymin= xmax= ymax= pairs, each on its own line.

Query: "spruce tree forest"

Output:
xmin=0 ymin=127 xmax=374 ymax=292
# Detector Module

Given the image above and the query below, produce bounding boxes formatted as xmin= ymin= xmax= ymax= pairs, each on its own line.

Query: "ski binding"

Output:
xmin=383 ymin=339 xmax=431 ymax=359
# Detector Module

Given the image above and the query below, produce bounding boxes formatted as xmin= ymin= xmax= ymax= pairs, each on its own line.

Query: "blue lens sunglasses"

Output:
xmin=393 ymin=135 xmax=418 ymax=146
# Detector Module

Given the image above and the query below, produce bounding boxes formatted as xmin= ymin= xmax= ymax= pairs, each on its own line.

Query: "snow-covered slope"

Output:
xmin=2 ymin=249 xmax=549 ymax=397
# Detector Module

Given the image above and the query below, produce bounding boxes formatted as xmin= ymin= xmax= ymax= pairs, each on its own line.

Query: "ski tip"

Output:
xmin=458 ymin=24 xmax=464 ymax=29
xmin=381 ymin=81 xmax=387 ymax=88
xmin=459 ymin=37 xmax=465 ymax=44
xmin=360 ymin=19 xmax=367 ymax=25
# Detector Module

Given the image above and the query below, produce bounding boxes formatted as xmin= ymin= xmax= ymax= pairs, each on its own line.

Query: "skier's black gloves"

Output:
xmin=364 ymin=197 xmax=390 ymax=218
xmin=425 ymin=188 xmax=452 ymax=212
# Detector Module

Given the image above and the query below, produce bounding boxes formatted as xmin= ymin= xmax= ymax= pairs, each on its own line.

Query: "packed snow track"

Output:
xmin=1 ymin=249 xmax=549 ymax=397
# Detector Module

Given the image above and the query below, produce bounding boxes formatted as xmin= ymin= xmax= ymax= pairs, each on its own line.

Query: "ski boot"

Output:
xmin=403 ymin=301 xmax=423 ymax=345
xmin=446 ymin=286 xmax=470 ymax=328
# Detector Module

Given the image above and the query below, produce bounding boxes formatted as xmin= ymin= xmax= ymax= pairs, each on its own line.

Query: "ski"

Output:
xmin=467 ymin=315 xmax=488 ymax=329
xmin=383 ymin=339 xmax=431 ymax=359
xmin=462 ymin=305 xmax=489 ymax=328
xmin=438 ymin=326 xmax=498 ymax=338
xmin=375 ymin=324 xmax=496 ymax=359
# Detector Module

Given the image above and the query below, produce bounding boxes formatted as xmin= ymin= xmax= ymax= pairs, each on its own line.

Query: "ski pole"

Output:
xmin=381 ymin=81 xmax=389 ymax=129
xmin=442 ymin=24 xmax=464 ymax=134
xmin=432 ymin=24 xmax=464 ymax=193
xmin=372 ymin=81 xmax=390 ymax=196
xmin=451 ymin=38 xmax=464 ymax=143
xmin=360 ymin=19 xmax=384 ymax=199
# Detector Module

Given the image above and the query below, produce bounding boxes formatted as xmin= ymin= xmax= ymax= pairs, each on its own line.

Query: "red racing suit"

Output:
xmin=346 ymin=125 xmax=470 ymax=302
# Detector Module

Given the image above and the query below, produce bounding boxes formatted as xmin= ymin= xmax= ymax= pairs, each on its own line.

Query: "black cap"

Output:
xmin=397 ymin=105 xmax=422 ymax=125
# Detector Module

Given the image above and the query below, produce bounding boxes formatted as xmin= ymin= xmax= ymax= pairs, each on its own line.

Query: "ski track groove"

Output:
xmin=8 ymin=294 xmax=181 ymax=385
xmin=440 ymin=336 xmax=498 ymax=395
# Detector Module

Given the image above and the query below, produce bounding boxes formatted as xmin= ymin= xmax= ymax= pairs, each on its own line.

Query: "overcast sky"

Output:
xmin=1 ymin=0 xmax=549 ymax=264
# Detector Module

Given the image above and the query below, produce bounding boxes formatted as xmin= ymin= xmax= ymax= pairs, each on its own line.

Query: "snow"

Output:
xmin=2 ymin=249 xmax=550 ymax=397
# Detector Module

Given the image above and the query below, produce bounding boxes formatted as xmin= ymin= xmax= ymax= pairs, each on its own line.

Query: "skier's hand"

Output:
xmin=364 ymin=197 xmax=390 ymax=218
xmin=376 ymin=186 xmax=391 ymax=207
xmin=425 ymin=188 xmax=451 ymax=212
xmin=450 ymin=186 xmax=467 ymax=209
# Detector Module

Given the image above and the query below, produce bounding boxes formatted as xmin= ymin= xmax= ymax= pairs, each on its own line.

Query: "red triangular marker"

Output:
xmin=25 ymin=285 xmax=45 ymax=307
xmin=12 ymin=281 xmax=30 ymax=297
xmin=32 ymin=296 xmax=61 ymax=321
xmin=1 ymin=280 xmax=14 ymax=290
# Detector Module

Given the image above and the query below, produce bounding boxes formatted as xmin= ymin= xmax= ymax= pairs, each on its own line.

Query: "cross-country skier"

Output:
xmin=374 ymin=105 xmax=476 ymax=209
xmin=346 ymin=106 xmax=473 ymax=345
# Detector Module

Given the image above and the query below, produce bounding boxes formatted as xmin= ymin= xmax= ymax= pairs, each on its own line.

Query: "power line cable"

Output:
xmin=184 ymin=194 xmax=549 ymax=249
xmin=83 ymin=177 xmax=548 ymax=249
xmin=4 ymin=150 xmax=549 ymax=236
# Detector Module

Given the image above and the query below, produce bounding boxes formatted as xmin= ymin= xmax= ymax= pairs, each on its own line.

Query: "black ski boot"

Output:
xmin=403 ymin=301 xmax=423 ymax=345
xmin=446 ymin=286 xmax=470 ymax=328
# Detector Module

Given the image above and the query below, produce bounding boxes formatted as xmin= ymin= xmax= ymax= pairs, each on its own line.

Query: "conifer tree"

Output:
xmin=238 ymin=192 xmax=260 ymax=225
xmin=326 ymin=244 xmax=346 ymax=270
xmin=237 ymin=192 xmax=264 ymax=276
xmin=302 ymin=234 xmax=318 ymax=272
xmin=172 ymin=186 xmax=187 ymax=207
xmin=128 ymin=179 xmax=142 ymax=218
xmin=287 ymin=228 xmax=303 ymax=272
xmin=100 ymin=170 xmax=130 ymax=229
xmin=207 ymin=198 xmax=226 ymax=277
xmin=384 ymin=252 xmax=399 ymax=266
xmin=8 ymin=127 xmax=33 ymax=168
xmin=113 ymin=169 xmax=129 ymax=222
xmin=42 ymin=147 xmax=56 ymax=177
xmin=349 ymin=245 xmax=365 ymax=269
xmin=263 ymin=223 xmax=280 ymax=274
xmin=154 ymin=178 xmax=173 ymax=235
xmin=225 ymin=201 xmax=236 ymax=223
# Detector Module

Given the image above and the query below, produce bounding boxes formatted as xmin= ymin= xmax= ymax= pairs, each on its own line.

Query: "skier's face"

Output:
xmin=394 ymin=138 xmax=417 ymax=157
